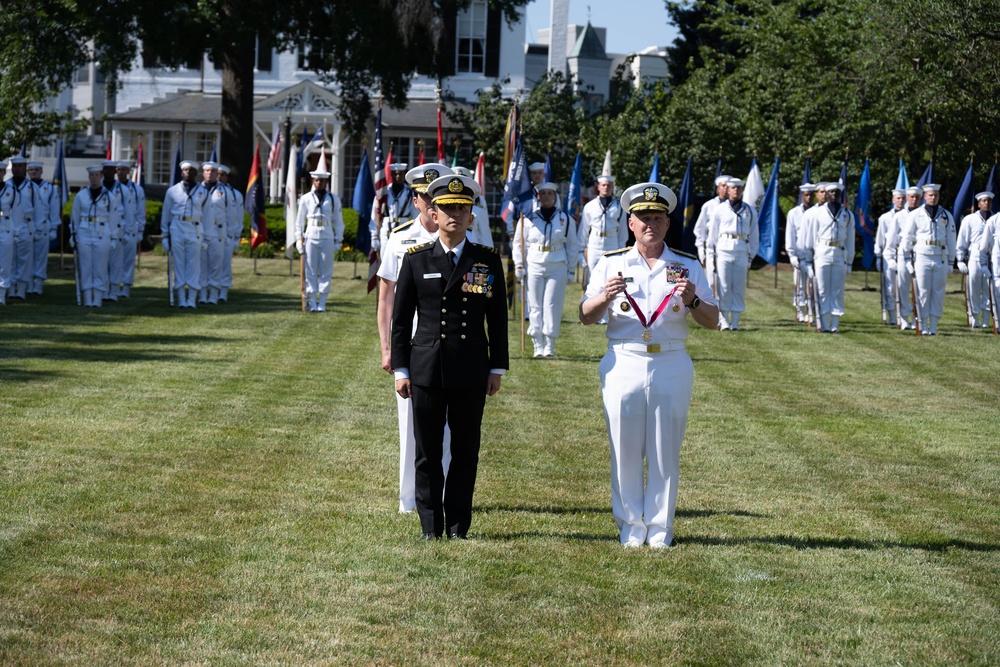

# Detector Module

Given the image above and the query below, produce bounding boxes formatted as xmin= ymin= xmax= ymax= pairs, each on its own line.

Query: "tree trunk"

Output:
xmin=220 ymin=41 xmax=255 ymax=193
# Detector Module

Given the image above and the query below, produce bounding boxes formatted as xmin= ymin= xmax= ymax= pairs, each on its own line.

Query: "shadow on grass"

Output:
xmin=0 ymin=368 xmax=68 ymax=383
xmin=477 ymin=504 xmax=768 ymax=520
xmin=676 ymin=533 xmax=1000 ymax=553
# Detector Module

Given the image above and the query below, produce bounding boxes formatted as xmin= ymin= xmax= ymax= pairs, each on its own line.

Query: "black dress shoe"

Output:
xmin=448 ymin=532 xmax=467 ymax=540
xmin=421 ymin=532 xmax=439 ymax=541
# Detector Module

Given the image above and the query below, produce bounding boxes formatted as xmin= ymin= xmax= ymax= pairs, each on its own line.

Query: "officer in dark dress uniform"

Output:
xmin=391 ymin=174 xmax=509 ymax=540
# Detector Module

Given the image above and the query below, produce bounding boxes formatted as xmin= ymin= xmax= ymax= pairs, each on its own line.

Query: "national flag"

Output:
xmin=284 ymin=145 xmax=298 ymax=260
xmin=169 ymin=142 xmax=182 ymax=186
xmin=506 ymin=256 xmax=516 ymax=309
xmin=564 ymin=151 xmax=582 ymax=221
xmin=838 ymin=160 xmax=848 ymax=206
xmin=797 ymin=156 xmax=812 ymax=205
xmin=744 ymin=157 xmax=765 ymax=211
xmin=601 ymin=149 xmax=612 ymax=178
xmin=353 ymin=148 xmax=375 ymax=257
xmin=499 ymin=136 xmax=534 ymax=226
xmin=895 ymin=158 xmax=910 ymax=191
xmin=19 ymin=141 xmax=27 ymax=157
xmin=105 ymin=137 xmax=111 ymax=160
xmin=756 ymin=157 xmax=781 ymax=265
xmin=372 ymin=105 xmax=388 ymax=234
xmin=502 ymin=104 xmax=519 ymax=180
xmin=436 ymin=107 xmax=445 ymax=163
xmin=310 ymin=122 xmax=325 ymax=151
xmin=649 ymin=151 xmax=659 ymax=183
xmin=474 ymin=151 xmax=486 ymax=193
xmin=916 ymin=160 xmax=934 ymax=189
xmin=715 ymin=156 xmax=723 ymax=180
xmin=854 ymin=158 xmax=876 ymax=270
xmin=245 ymin=142 xmax=267 ymax=249
xmin=52 ymin=139 xmax=69 ymax=209
xmin=951 ymin=158 xmax=975 ymax=225
xmin=544 ymin=153 xmax=554 ymax=183
xmin=677 ymin=156 xmax=697 ymax=254
xmin=987 ymin=159 xmax=999 ymax=213
xmin=296 ymin=128 xmax=309 ymax=174
xmin=133 ymin=141 xmax=144 ymax=188
xmin=417 ymin=141 xmax=425 ymax=166
xmin=267 ymin=127 xmax=283 ymax=173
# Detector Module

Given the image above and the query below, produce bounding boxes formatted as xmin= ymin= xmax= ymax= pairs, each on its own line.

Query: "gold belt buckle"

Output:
xmin=646 ymin=343 xmax=661 ymax=353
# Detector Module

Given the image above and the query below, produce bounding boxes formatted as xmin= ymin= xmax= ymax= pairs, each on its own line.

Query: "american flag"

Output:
xmin=267 ymin=128 xmax=283 ymax=173
xmin=369 ymin=105 xmax=387 ymax=293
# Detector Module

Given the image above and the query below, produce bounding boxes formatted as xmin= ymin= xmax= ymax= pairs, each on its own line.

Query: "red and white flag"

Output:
xmin=267 ymin=128 xmax=283 ymax=173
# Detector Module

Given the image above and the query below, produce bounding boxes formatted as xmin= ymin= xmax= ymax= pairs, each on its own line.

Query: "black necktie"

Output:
xmin=447 ymin=250 xmax=457 ymax=267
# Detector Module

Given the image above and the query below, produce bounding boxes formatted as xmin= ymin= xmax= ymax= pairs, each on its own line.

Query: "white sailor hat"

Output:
xmin=535 ymin=182 xmax=558 ymax=193
xmin=975 ymin=191 xmax=994 ymax=201
xmin=102 ymin=160 xmax=117 ymax=168
xmin=813 ymin=181 xmax=830 ymax=190
xmin=528 ymin=161 xmax=546 ymax=172
xmin=427 ymin=174 xmax=481 ymax=206
xmin=86 ymin=164 xmax=104 ymax=174
xmin=27 ymin=161 xmax=43 ymax=169
xmin=116 ymin=160 xmax=130 ymax=169
xmin=825 ymin=182 xmax=844 ymax=192
xmin=922 ymin=183 xmax=941 ymax=192
xmin=452 ymin=166 xmax=473 ymax=178
xmin=905 ymin=186 xmax=921 ymax=195
xmin=891 ymin=188 xmax=906 ymax=196
xmin=388 ymin=162 xmax=408 ymax=172
xmin=218 ymin=164 xmax=230 ymax=174
xmin=715 ymin=175 xmax=732 ymax=186
xmin=201 ymin=161 xmax=218 ymax=170
xmin=620 ymin=182 xmax=677 ymax=214
xmin=406 ymin=163 xmax=453 ymax=193
xmin=8 ymin=155 xmax=27 ymax=165
xmin=727 ymin=178 xmax=745 ymax=188
xmin=597 ymin=174 xmax=615 ymax=183
xmin=799 ymin=183 xmax=818 ymax=192
xmin=309 ymin=169 xmax=331 ymax=179
xmin=180 ymin=160 xmax=197 ymax=170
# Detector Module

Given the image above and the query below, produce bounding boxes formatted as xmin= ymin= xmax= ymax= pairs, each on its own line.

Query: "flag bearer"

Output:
xmin=873 ymin=188 xmax=906 ymax=326
xmin=707 ymin=177 xmax=758 ymax=330
xmin=115 ymin=160 xmax=145 ymax=298
xmin=294 ymin=168 xmax=344 ymax=313
xmin=70 ymin=165 xmax=114 ymax=307
xmin=26 ymin=161 xmax=59 ymax=295
xmin=785 ymin=183 xmax=817 ymax=322
xmin=957 ymin=192 xmax=993 ymax=328
xmin=6 ymin=156 xmax=37 ymax=300
xmin=578 ymin=174 xmax=627 ymax=323
xmin=898 ymin=184 xmax=956 ymax=335
xmin=161 ymin=160 xmax=214 ymax=308
xmin=217 ymin=165 xmax=243 ymax=301
xmin=800 ymin=182 xmax=856 ymax=332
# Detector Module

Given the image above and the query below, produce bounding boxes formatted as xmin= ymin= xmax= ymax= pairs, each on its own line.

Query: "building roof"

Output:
xmin=569 ymin=22 xmax=607 ymax=61
xmin=111 ymin=90 xmax=226 ymax=124
xmin=380 ymin=98 xmax=470 ymax=132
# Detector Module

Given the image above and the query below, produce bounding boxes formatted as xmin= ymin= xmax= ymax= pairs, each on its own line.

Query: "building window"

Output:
xmin=151 ymin=130 xmax=174 ymax=184
xmin=257 ymin=34 xmax=273 ymax=72
xmin=456 ymin=0 xmax=487 ymax=74
xmin=297 ymin=46 xmax=328 ymax=71
xmin=189 ymin=132 xmax=217 ymax=164
xmin=385 ymin=136 xmax=413 ymax=169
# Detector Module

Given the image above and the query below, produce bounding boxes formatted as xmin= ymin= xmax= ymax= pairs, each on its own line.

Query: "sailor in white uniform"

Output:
xmin=956 ymin=192 xmax=993 ymax=328
xmin=294 ymin=168 xmax=344 ymax=312
xmin=707 ymin=177 xmax=758 ymax=330
xmin=898 ymin=184 xmax=956 ymax=335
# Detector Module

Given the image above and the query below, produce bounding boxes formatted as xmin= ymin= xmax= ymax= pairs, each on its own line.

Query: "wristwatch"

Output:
xmin=688 ymin=295 xmax=701 ymax=310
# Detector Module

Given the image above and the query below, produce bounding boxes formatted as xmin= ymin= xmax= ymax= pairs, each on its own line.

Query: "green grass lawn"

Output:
xmin=1 ymin=256 xmax=997 ymax=665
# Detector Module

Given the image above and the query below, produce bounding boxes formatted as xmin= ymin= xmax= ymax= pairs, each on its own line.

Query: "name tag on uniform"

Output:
xmin=423 ymin=272 xmax=442 ymax=279
xmin=623 ymin=276 xmax=635 ymax=283
xmin=402 ymin=239 xmax=417 ymax=244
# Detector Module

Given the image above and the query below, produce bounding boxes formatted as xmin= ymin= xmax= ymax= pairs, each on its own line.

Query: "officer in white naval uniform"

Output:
xmin=295 ymin=168 xmax=344 ymax=312
xmin=70 ymin=165 xmax=115 ymax=307
xmin=694 ymin=175 xmax=731 ymax=281
xmin=161 ymin=160 xmax=215 ymax=308
xmin=376 ymin=172 xmax=452 ymax=513
xmin=374 ymin=163 xmax=416 ymax=251
xmin=707 ymin=177 xmax=758 ymax=330
xmin=874 ymin=188 xmax=905 ymax=326
xmin=217 ymin=165 xmax=243 ymax=302
xmin=6 ymin=156 xmax=37 ymax=300
xmin=581 ymin=182 xmax=718 ymax=548
xmin=26 ymin=161 xmax=60 ymax=295
xmin=513 ymin=182 xmax=580 ymax=357
xmin=888 ymin=186 xmax=923 ymax=329
xmin=800 ymin=182 xmax=856 ymax=333
xmin=785 ymin=183 xmax=816 ymax=322
xmin=957 ymin=192 xmax=993 ymax=328
xmin=977 ymin=204 xmax=1000 ymax=330
xmin=197 ymin=162 xmax=229 ymax=304
xmin=114 ymin=161 xmax=144 ymax=299
xmin=898 ymin=184 xmax=956 ymax=335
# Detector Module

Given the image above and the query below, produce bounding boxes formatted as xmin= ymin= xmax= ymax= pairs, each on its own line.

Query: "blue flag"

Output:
xmin=296 ymin=129 xmax=309 ymax=174
xmin=797 ymin=157 xmax=812 ymax=205
xmin=987 ymin=161 xmax=999 ymax=214
xmin=854 ymin=158 xmax=875 ymax=270
xmin=756 ymin=158 xmax=781 ymax=265
xmin=951 ymin=160 xmax=975 ymax=225
xmin=500 ymin=137 xmax=534 ymax=226
xmin=838 ymin=160 xmax=848 ymax=206
xmin=649 ymin=152 xmax=660 ymax=183
xmin=169 ymin=143 xmax=182 ymax=186
xmin=564 ymin=152 xmax=582 ymax=220
xmin=916 ymin=161 xmax=933 ymax=189
xmin=677 ymin=156 xmax=697 ymax=254
xmin=544 ymin=153 xmax=554 ymax=183
xmin=209 ymin=145 xmax=217 ymax=163
xmin=353 ymin=148 xmax=375 ymax=255
xmin=714 ymin=157 xmax=723 ymax=180
xmin=52 ymin=139 xmax=69 ymax=209
xmin=895 ymin=158 xmax=910 ymax=191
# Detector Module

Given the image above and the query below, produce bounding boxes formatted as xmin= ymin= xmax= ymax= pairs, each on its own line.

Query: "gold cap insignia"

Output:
xmin=643 ymin=186 xmax=658 ymax=201
xmin=448 ymin=178 xmax=464 ymax=193
xmin=424 ymin=169 xmax=439 ymax=182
